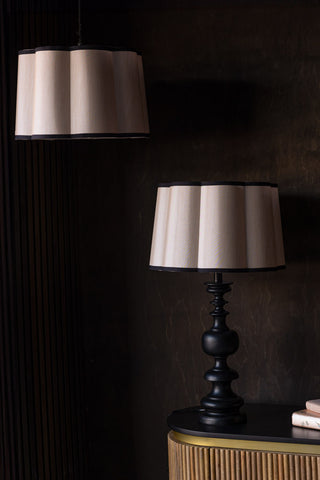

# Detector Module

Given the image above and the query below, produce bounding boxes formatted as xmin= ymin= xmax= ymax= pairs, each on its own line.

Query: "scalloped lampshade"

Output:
xmin=150 ymin=182 xmax=285 ymax=271
xmin=15 ymin=46 xmax=149 ymax=140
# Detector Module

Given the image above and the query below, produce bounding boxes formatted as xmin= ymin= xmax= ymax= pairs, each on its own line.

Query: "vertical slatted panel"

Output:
xmin=0 ymin=2 xmax=85 ymax=480
xmin=168 ymin=432 xmax=320 ymax=480
xmin=0 ymin=0 xmax=16 ymax=473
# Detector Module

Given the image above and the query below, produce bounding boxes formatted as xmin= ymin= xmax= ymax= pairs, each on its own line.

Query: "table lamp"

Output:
xmin=149 ymin=182 xmax=285 ymax=426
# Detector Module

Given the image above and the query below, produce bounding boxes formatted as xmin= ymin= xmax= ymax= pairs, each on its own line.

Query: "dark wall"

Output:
xmin=78 ymin=4 xmax=320 ymax=480
xmin=2 ymin=2 xmax=320 ymax=480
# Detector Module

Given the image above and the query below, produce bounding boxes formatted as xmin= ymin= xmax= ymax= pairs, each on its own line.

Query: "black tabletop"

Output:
xmin=168 ymin=404 xmax=320 ymax=445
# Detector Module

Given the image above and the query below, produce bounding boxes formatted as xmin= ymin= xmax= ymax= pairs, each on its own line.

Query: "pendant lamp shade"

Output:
xmin=149 ymin=182 xmax=285 ymax=271
xmin=15 ymin=46 xmax=149 ymax=139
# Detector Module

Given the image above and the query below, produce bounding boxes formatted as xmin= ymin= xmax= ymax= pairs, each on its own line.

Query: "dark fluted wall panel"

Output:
xmin=0 ymin=2 xmax=84 ymax=479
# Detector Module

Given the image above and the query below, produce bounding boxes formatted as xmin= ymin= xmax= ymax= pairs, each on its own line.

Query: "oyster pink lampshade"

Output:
xmin=15 ymin=46 xmax=149 ymax=139
xmin=149 ymin=182 xmax=285 ymax=272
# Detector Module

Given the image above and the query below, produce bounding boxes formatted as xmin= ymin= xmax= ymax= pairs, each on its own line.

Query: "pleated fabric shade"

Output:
xmin=15 ymin=46 xmax=149 ymax=139
xmin=149 ymin=182 xmax=285 ymax=271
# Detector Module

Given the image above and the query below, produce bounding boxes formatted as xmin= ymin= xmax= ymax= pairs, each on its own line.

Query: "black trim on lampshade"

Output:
xmin=17 ymin=48 xmax=35 ymax=54
xmin=18 ymin=45 xmax=142 ymax=55
xmin=158 ymin=181 xmax=279 ymax=188
xmin=149 ymin=265 xmax=286 ymax=272
xmin=15 ymin=133 xmax=150 ymax=140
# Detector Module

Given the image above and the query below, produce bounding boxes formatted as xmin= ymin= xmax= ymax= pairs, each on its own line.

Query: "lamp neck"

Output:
xmin=209 ymin=273 xmax=229 ymax=327
xmin=214 ymin=272 xmax=223 ymax=284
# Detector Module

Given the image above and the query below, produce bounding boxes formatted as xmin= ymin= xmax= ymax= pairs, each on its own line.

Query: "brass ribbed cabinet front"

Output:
xmin=168 ymin=431 xmax=320 ymax=480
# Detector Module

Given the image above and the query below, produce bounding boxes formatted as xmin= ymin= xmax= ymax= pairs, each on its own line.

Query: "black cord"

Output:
xmin=77 ymin=0 xmax=82 ymax=45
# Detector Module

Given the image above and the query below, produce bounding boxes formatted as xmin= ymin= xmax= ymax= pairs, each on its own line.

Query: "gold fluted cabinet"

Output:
xmin=167 ymin=405 xmax=320 ymax=480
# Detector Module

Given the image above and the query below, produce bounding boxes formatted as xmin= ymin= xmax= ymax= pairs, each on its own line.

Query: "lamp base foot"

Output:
xmin=200 ymin=395 xmax=246 ymax=426
xmin=199 ymin=410 xmax=246 ymax=426
xmin=167 ymin=405 xmax=248 ymax=434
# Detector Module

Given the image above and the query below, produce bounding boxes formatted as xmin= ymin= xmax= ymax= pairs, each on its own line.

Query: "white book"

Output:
xmin=306 ymin=399 xmax=320 ymax=414
xmin=292 ymin=409 xmax=320 ymax=430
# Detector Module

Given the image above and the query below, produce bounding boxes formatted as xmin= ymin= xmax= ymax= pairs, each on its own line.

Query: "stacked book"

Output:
xmin=292 ymin=400 xmax=320 ymax=430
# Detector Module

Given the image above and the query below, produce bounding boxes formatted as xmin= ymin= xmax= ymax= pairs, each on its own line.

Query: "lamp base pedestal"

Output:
xmin=199 ymin=409 xmax=246 ymax=426
xmin=168 ymin=406 xmax=246 ymax=434
xmin=199 ymin=393 xmax=246 ymax=426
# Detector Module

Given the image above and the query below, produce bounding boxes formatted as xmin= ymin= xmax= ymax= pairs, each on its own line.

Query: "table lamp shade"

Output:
xmin=150 ymin=182 xmax=285 ymax=271
xmin=15 ymin=47 xmax=149 ymax=139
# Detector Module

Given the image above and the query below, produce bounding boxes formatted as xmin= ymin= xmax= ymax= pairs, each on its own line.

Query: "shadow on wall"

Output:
xmin=254 ymin=193 xmax=320 ymax=403
xmin=280 ymin=194 xmax=320 ymax=263
xmin=148 ymin=80 xmax=259 ymax=133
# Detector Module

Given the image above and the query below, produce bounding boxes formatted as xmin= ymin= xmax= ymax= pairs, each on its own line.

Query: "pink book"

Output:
xmin=306 ymin=399 xmax=320 ymax=414
xmin=292 ymin=409 xmax=320 ymax=430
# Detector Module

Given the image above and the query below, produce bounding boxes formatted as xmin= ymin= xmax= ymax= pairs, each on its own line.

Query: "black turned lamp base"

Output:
xmin=199 ymin=273 xmax=246 ymax=426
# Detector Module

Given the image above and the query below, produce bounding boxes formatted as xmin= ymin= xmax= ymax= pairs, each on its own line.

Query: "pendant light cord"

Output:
xmin=77 ymin=0 xmax=82 ymax=46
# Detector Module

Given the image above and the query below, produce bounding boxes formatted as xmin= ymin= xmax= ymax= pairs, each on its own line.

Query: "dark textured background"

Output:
xmin=2 ymin=2 xmax=320 ymax=480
